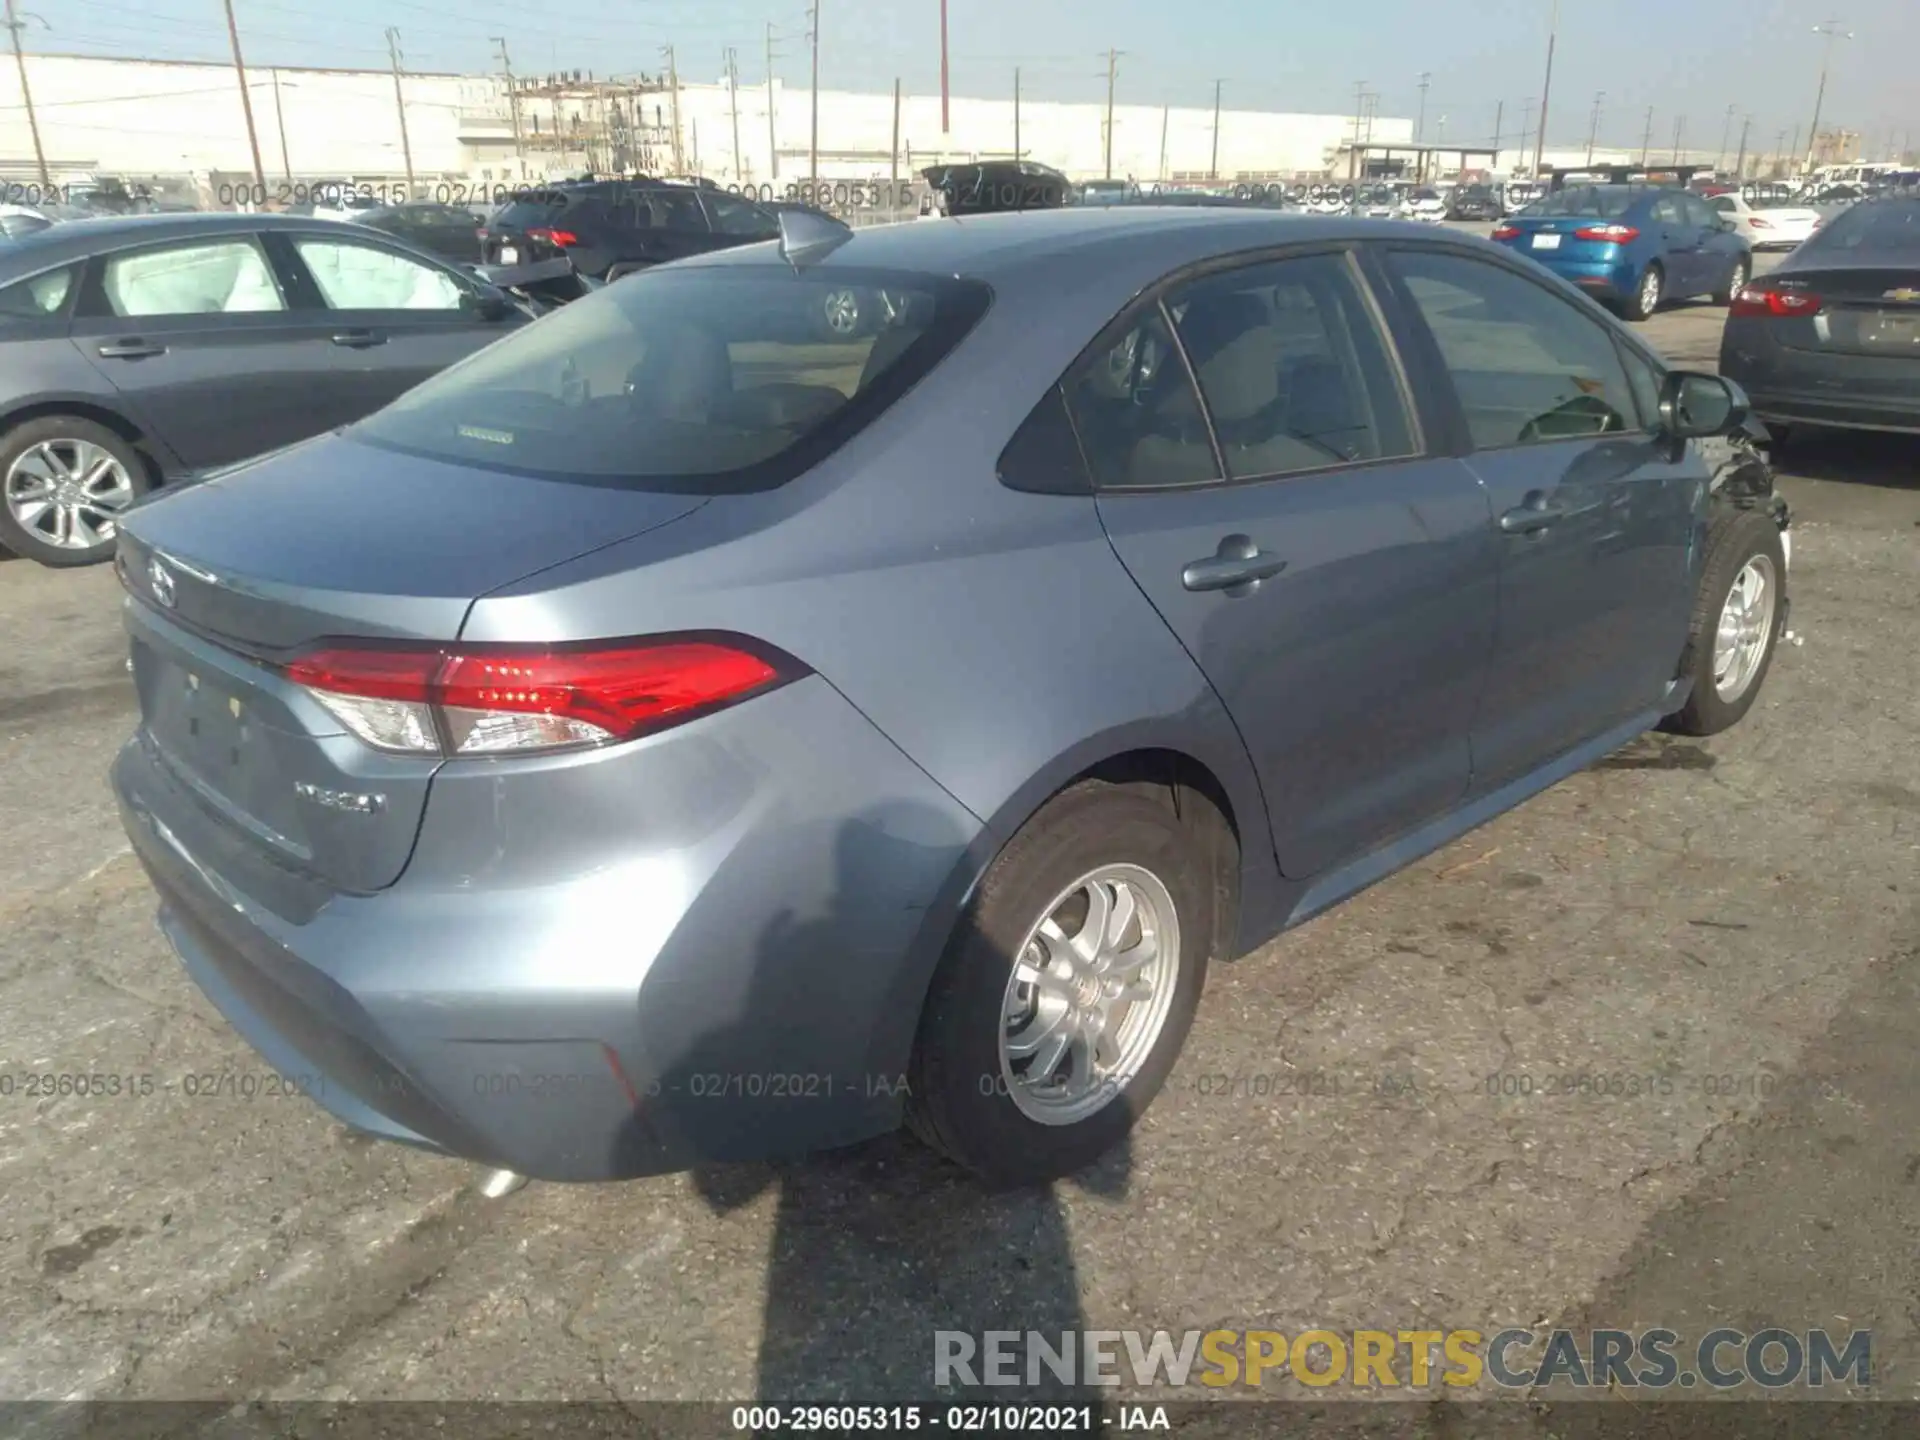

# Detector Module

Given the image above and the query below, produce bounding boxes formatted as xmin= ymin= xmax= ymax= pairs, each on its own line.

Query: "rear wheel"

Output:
xmin=1664 ymin=507 xmax=1788 ymax=736
xmin=1623 ymin=262 xmax=1664 ymax=321
xmin=1715 ymin=256 xmax=1750 ymax=306
xmin=0 ymin=416 xmax=150 ymax=568
xmin=907 ymin=783 xmax=1217 ymax=1188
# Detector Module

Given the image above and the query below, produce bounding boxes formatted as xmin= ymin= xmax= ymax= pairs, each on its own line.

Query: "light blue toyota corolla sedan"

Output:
xmin=111 ymin=206 xmax=1788 ymax=1189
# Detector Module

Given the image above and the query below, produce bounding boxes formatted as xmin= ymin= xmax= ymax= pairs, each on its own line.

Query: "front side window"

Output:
xmin=1388 ymin=250 xmax=1635 ymax=449
xmin=1160 ymin=252 xmax=1415 ymax=480
xmin=293 ymin=239 xmax=465 ymax=310
xmin=102 ymin=239 xmax=286 ymax=317
xmin=0 ymin=265 xmax=76 ymax=322
xmin=352 ymin=266 xmax=990 ymax=492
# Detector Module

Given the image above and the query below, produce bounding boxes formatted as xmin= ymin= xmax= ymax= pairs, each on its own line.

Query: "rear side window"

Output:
xmin=1532 ymin=186 xmax=1638 ymax=219
xmin=1804 ymin=200 xmax=1920 ymax=252
xmin=101 ymin=239 xmax=285 ymax=316
xmin=352 ymin=267 xmax=991 ymax=493
xmin=490 ymin=195 xmax=566 ymax=228
xmin=0 ymin=265 xmax=77 ymax=322
xmin=1388 ymin=250 xmax=1635 ymax=450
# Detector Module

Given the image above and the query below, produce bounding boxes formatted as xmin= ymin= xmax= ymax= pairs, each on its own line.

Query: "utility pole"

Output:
xmin=1209 ymin=80 xmax=1223 ymax=181
xmin=938 ymin=0 xmax=949 ymax=133
xmin=891 ymin=77 xmax=900 ymax=185
xmin=5 ymin=0 xmax=51 ymax=190
xmin=806 ymin=0 xmax=820 ymax=188
xmin=1518 ymin=97 xmax=1537 ymax=172
xmin=1585 ymin=89 xmax=1603 ymax=163
xmin=1492 ymin=99 xmax=1504 ymax=162
xmin=1350 ymin=80 xmax=1369 ymax=181
xmin=270 ymin=68 xmax=291 ymax=180
xmin=1734 ymin=113 xmax=1751 ymax=179
xmin=726 ymin=47 xmax=742 ymax=182
xmin=1012 ymin=68 xmax=1020 ymax=159
xmin=491 ymin=38 xmax=523 ymax=169
xmin=661 ymin=45 xmax=684 ymax=174
xmin=221 ymin=0 xmax=268 ymax=204
xmin=1103 ymin=48 xmax=1120 ymax=180
xmin=765 ymin=23 xmax=781 ymax=180
xmin=384 ymin=29 xmax=415 ymax=200
xmin=1717 ymin=102 xmax=1735 ymax=171
xmin=1804 ymin=20 xmax=1853 ymax=173
xmin=1158 ymin=104 xmax=1168 ymax=183
xmin=1788 ymin=124 xmax=1800 ymax=174
xmin=1671 ymin=113 xmax=1684 ymax=166
xmin=1640 ymin=105 xmax=1654 ymax=166
xmin=1535 ymin=0 xmax=1558 ymax=176
xmin=1415 ymin=71 xmax=1431 ymax=144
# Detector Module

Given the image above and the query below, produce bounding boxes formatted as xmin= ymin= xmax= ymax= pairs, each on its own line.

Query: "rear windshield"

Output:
xmin=352 ymin=266 xmax=992 ymax=493
xmin=1802 ymin=200 xmax=1920 ymax=253
xmin=1525 ymin=186 xmax=1639 ymax=218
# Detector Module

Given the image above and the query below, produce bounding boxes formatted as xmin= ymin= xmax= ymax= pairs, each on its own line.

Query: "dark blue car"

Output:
xmin=1493 ymin=184 xmax=1752 ymax=321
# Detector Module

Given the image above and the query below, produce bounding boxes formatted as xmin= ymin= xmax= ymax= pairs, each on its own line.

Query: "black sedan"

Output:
xmin=0 ymin=213 xmax=523 ymax=567
xmin=1446 ymin=184 xmax=1502 ymax=221
xmin=1719 ymin=195 xmax=1920 ymax=444
xmin=350 ymin=201 xmax=487 ymax=263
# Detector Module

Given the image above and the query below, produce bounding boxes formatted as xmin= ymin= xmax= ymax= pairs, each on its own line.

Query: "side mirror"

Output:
xmin=1658 ymin=370 xmax=1749 ymax=440
xmin=466 ymin=284 xmax=513 ymax=321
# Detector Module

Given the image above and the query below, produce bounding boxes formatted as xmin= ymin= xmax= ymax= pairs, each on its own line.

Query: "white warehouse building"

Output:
xmin=0 ymin=53 xmax=1426 ymax=193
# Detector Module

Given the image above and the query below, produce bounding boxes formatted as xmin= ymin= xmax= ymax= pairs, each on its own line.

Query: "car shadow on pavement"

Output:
xmin=615 ymin=803 xmax=1122 ymax=1432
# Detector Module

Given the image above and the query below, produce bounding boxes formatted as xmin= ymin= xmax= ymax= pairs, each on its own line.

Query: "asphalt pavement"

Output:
xmin=2 ymin=247 xmax=1918 ymax=1415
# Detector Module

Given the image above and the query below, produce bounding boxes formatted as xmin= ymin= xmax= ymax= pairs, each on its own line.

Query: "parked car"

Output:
xmin=1719 ymin=194 xmax=1920 ymax=443
xmin=350 ymin=201 xmax=486 ymax=263
xmin=923 ymin=160 xmax=1072 ymax=216
xmin=1501 ymin=180 xmax=1546 ymax=215
xmin=0 ymin=204 xmax=55 ymax=240
xmin=1445 ymin=184 xmax=1502 ymax=222
xmin=1704 ymin=187 xmax=1823 ymax=251
xmin=109 ymin=207 xmax=1788 ymax=1191
xmin=1354 ymin=183 xmax=1408 ymax=220
xmin=478 ymin=179 xmax=781 ymax=278
xmin=309 ymin=191 xmax=388 ymax=223
xmin=1492 ymin=183 xmax=1751 ymax=320
xmin=1303 ymin=184 xmax=1350 ymax=216
xmin=0 ymin=213 xmax=525 ymax=567
xmin=1407 ymin=187 xmax=1449 ymax=223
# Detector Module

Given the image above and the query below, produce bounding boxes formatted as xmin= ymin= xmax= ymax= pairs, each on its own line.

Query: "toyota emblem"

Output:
xmin=148 ymin=557 xmax=176 ymax=609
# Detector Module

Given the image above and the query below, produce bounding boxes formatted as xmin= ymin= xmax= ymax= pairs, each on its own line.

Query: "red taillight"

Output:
xmin=476 ymin=228 xmax=489 ymax=240
xmin=1749 ymin=216 xmax=1772 ymax=228
xmin=1729 ymin=284 xmax=1823 ymax=319
xmin=528 ymin=227 xmax=579 ymax=247
xmin=283 ymin=639 xmax=789 ymax=756
xmin=1491 ymin=224 xmax=1520 ymax=240
xmin=1572 ymin=224 xmax=1640 ymax=243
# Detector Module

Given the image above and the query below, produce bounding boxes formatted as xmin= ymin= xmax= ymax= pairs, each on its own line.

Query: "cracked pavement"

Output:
xmin=2 ymin=285 xmax=1919 ymax=1412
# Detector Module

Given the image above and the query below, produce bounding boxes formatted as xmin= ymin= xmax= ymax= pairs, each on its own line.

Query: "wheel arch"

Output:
xmin=0 ymin=398 xmax=167 ymax=485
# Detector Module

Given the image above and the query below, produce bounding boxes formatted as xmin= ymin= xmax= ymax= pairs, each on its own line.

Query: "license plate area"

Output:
xmin=1864 ymin=310 xmax=1920 ymax=348
xmin=1532 ymin=233 xmax=1561 ymax=250
xmin=498 ymin=245 xmax=518 ymax=264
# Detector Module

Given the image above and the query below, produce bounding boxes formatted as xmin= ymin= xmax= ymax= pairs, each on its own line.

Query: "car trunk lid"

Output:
xmin=115 ymin=433 xmax=709 ymax=892
xmin=1497 ymin=214 xmax=1626 ymax=263
xmin=1766 ymin=265 xmax=1920 ymax=358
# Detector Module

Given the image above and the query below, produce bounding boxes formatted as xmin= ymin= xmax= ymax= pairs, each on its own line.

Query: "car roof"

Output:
xmin=671 ymin=205 xmax=1500 ymax=287
xmin=0 ymin=212 xmax=414 ymax=278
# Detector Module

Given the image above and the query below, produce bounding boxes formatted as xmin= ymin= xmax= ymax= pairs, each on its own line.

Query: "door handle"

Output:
xmin=97 ymin=339 xmax=166 ymax=359
xmin=1499 ymin=492 xmax=1567 ymax=534
xmin=1182 ymin=534 xmax=1288 ymax=594
xmin=330 ymin=330 xmax=386 ymax=348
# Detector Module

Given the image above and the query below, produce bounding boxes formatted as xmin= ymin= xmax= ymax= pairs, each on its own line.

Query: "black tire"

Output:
xmin=1715 ymin=255 xmax=1750 ymax=306
xmin=1664 ymin=507 xmax=1788 ymax=737
xmin=906 ymin=782 xmax=1218 ymax=1188
xmin=0 ymin=415 xmax=151 ymax=568
xmin=1622 ymin=262 xmax=1663 ymax=321
xmin=816 ymin=286 xmax=865 ymax=340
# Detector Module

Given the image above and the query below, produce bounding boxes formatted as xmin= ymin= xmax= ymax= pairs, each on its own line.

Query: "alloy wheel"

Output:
xmin=4 ymin=439 xmax=135 ymax=551
xmin=1713 ymin=555 xmax=1777 ymax=702
xmin=997 ymin=863 xmax=1181 ymax=1126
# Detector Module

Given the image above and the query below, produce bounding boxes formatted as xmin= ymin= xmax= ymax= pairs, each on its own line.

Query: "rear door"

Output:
xmin=1379 ymin=246 xmax=1699 ymax=792
xmin=68 ymin=232 xmax=345 ymax=471
xmin=1649 ymin=193 xmax=1705 ymax=294
xmin=1079 ymin=247 xmax=1497 ymax=879
xmin=272 ymin=230 xmax=519 ymax=421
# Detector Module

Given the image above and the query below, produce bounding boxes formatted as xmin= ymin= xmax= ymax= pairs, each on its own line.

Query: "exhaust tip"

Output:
xmin=477 ymin=1168 xmax=529 ymax=1199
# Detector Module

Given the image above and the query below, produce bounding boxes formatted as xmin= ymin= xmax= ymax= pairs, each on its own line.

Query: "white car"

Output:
xmin=1407 ymin=186 xmax=1448 ymax=223
xmin=1303 ymin=184 xmax=1350 ymax=216
xmin=1705 ymin=188 xmax=1822 ymax=250
xmin=1501 ymin=182 xmax=1545 ymax=216
xmin=1354 ymin=184 xmax=1408 ymax=220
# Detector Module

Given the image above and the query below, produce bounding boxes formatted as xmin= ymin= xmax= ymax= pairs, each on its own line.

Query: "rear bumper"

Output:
xmin=1507 ymin=250 xmax=1637 ymax=300
xmin=1721 ymin=327 xmax=1920 ymax=434
xmin=114 ymin=675 xmax=987 ymax=1181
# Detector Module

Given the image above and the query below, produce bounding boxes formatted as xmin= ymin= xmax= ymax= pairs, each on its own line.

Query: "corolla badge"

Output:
xmin=147 ymin=557 xmax=176 ymax=608
xmin=1883 ymin=288 xmax=1920 ymax=303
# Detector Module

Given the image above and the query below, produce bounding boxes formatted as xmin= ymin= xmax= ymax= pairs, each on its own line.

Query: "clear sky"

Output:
xmin=31 ymin=0 xmax=1919 ymax=156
